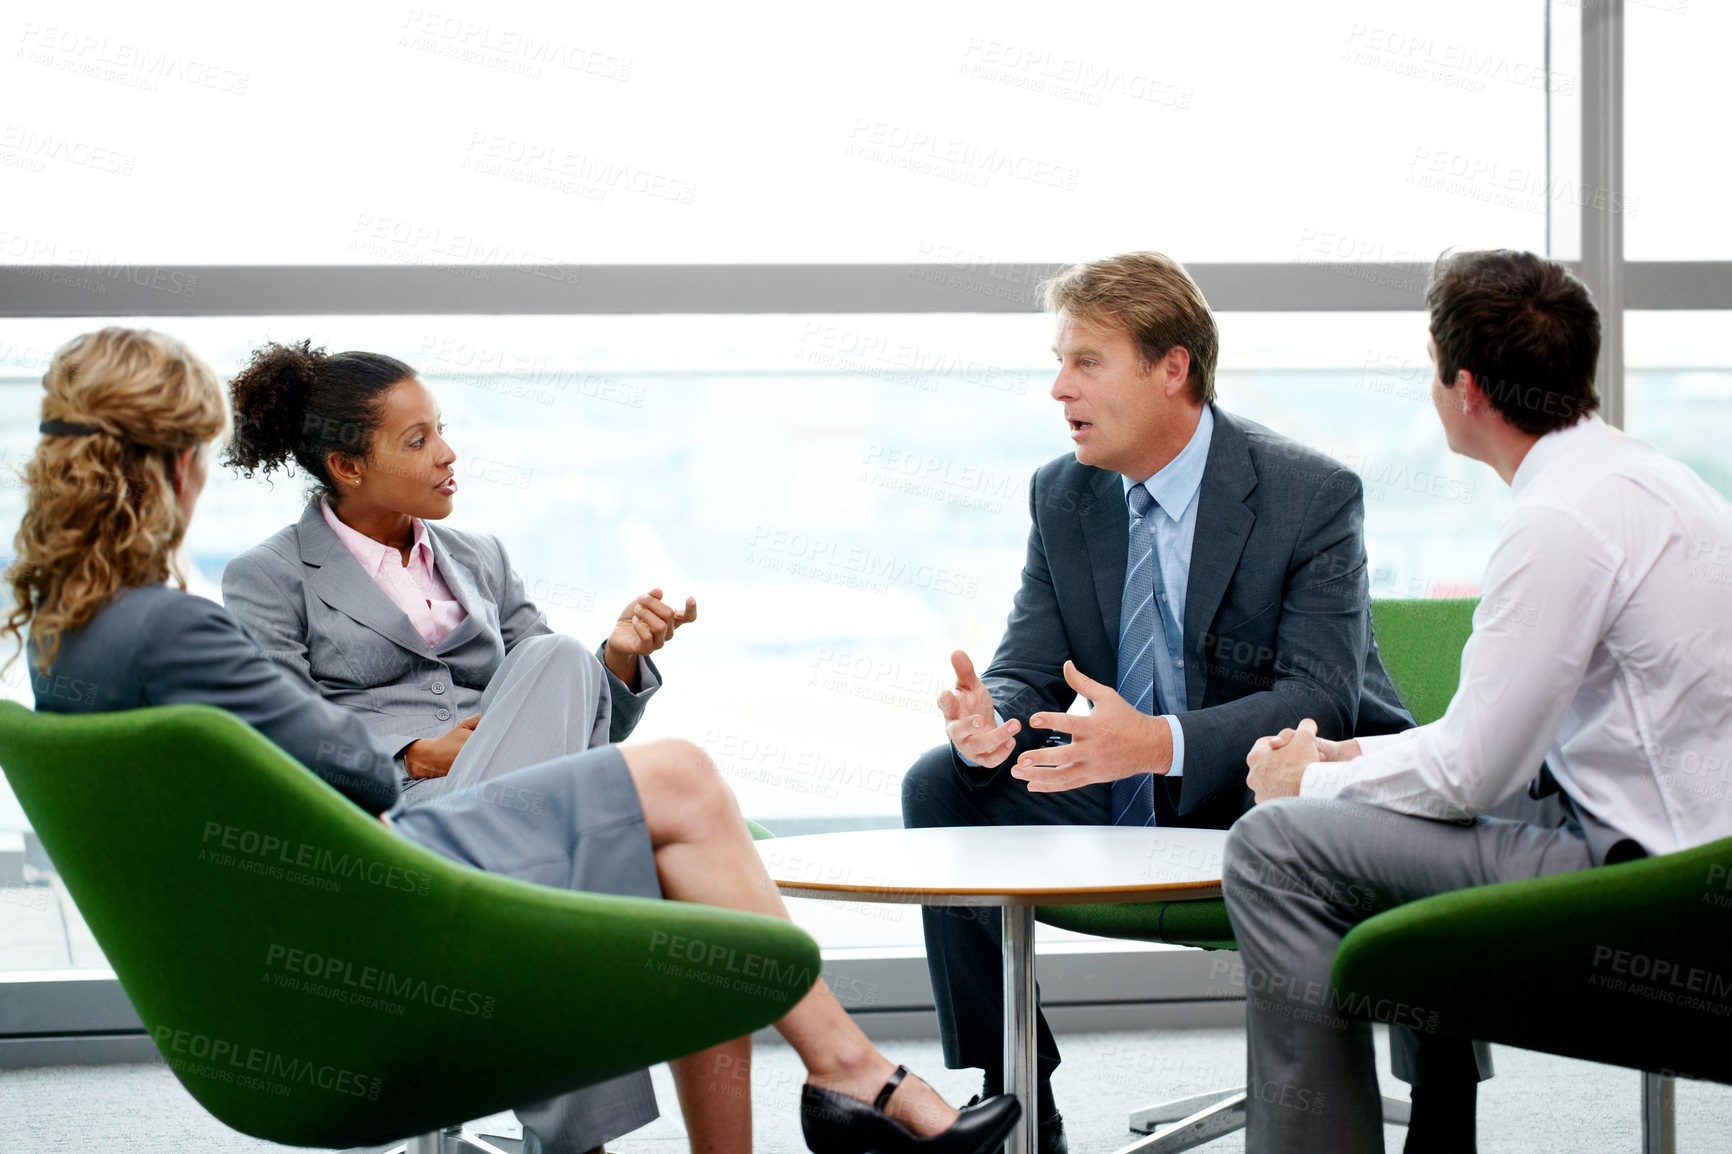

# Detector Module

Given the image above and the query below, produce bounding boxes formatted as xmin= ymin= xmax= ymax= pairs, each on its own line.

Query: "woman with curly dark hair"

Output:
xmin=7 ymin=327 xmax=1018 ymax=1154
xmin=220 ymin=339 xmax=690 ymax=805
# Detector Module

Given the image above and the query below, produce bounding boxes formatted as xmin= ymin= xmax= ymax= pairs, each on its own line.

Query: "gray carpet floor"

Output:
xmin=4 ymin=1026 xmax=1730 ymax=1152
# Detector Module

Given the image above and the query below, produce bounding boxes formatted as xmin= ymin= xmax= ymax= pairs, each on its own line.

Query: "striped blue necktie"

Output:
xmin=1111 ymin=483 xmax=1166 ymax=826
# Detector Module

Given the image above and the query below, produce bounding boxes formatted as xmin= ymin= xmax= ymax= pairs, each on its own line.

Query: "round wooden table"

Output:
xmin=756 ymin=825 xmax=1229 ymax=1154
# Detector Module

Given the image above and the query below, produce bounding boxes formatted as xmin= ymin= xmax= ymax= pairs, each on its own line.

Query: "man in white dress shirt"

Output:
xmin=1223 ymin=248 xmax=1732 ymax=1153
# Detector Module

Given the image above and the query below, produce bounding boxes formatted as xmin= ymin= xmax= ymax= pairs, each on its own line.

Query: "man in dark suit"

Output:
xmin=901 ymin=252 xmax=1427 ymax=1152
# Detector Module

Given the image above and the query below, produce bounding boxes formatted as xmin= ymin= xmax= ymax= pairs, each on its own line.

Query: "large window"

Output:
xmin=1626 ymin=313 xmax=1732 ymax=497
xmin=0 ymin=309 xmax=1520 ymax=963
xmin=7 ymin=306 xmax=1727 ymax=966
xmin=2 ymin=3 xmax=1545 ymax=266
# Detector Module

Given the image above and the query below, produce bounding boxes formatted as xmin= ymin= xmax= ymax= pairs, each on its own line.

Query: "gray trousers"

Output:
xmin=1221 ymin=797 xmax=1596 ymax=1153
xmin=393 ymin=633 xmax=659 ymax=1154
xmin=400 ymin=632 xmax=614 ymax=805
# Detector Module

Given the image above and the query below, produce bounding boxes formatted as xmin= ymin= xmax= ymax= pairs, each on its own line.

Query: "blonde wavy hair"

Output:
xmin=3 ymin=328 xmax=228 ymax=675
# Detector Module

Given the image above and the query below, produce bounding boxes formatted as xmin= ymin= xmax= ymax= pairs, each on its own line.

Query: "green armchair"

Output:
xmin=0 ymin=701 xmax=819 ymax=1149
xmin=1335 ymin=814 xmax=1732 ymax=1151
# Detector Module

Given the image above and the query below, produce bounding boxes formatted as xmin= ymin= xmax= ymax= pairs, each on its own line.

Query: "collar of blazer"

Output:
xmin=1079 ymin=404 xmax=1258 ymax=712
xmin=295 ymin=501 xmax=489 ymax=657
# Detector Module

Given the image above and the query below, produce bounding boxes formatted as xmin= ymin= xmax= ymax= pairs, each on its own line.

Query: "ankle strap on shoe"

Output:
xmin=874 ymin=1065 xmax=910 ymax=1112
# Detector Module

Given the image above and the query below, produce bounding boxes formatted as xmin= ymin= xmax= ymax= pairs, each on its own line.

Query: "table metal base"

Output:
xmin=1003 ymin=906 xmax=1038 ymax=1154
xmin=1642 ymin=1072 xmax=1676 ymax=1154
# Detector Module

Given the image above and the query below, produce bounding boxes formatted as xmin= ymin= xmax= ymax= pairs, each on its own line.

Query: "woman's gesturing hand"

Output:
xmin=603 ymin=588 xmax=698 ymax=684
xmin=404 ymin=713 xmax=481 ymax=779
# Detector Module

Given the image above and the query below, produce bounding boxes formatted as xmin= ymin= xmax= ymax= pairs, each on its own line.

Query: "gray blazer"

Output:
xmin=220 ymin=503 xmax=659 ymax=762
xmin=971 ymin=406 xmax=1413 ymax=828
xmin=31 ymin=584 xmax=400 ymax=812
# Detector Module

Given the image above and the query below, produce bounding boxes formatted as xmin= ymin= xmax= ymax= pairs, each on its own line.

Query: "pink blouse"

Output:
xmin=320 ymin=499 xmax=467 ymax=647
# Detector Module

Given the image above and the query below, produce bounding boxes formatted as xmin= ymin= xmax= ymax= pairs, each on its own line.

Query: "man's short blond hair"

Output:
xmin=1042 ymin=252 xmax=1218 ymax=406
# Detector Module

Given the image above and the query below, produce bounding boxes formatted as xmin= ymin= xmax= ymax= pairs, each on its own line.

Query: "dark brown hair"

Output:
xmin=1426 ymin=249 xmax=1600 ymax=435
xmin=224 ymin=341 xmax=416 ymax=501
xmin=1042 ymin=252 xmax=1219 ymax=406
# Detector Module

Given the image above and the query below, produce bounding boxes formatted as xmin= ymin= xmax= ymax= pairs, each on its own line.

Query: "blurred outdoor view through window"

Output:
xmin=1 ymin=309 xmax=1727 ymax=965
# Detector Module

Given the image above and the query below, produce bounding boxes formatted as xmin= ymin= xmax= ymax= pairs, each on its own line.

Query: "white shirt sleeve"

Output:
xmin=1301 ymin=505 xmax=1622 ymax=819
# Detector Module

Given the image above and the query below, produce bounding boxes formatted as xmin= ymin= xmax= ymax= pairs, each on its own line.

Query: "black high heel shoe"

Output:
xmin=801 ymin=1064 xmax=1022 ymax=1154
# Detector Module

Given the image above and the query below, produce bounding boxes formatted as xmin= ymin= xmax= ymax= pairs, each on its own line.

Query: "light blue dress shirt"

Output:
xmin=1120 ymin=405 xmax=1214 ymax=778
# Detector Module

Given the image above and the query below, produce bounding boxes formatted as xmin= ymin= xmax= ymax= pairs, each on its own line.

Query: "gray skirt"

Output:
xmin=386 ymin=633 xmax=663 ymax=1154
xmin=391 ymin=743 xmax=660 ymax=907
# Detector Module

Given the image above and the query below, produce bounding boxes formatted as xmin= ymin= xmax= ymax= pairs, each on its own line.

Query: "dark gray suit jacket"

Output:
xmin=31 ymin=584 xmax=400 ymax=812
xmin=220 ymin=503 xmax=658 ymax=761
xmin=973 ymin=406 xmax=1413 ymax=829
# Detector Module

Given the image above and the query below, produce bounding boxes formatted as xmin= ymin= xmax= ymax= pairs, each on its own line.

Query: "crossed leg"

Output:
xmin=624 ymin=738 xmax=963 ymax=1154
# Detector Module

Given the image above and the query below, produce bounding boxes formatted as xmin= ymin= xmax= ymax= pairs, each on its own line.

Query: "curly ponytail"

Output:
xmin=3 ymin=328 xmax=228 ymax=673
xmin=223 ymin=340 xmax=414 ymax=500
xmin=225 ymin=338 xmax=320 ymax=478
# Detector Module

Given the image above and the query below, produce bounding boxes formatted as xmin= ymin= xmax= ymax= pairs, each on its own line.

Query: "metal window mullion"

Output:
xmin=1580 ymin=0 xmax=1625 ymax=427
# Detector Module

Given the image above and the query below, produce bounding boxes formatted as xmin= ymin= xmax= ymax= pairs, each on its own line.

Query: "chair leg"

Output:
xmin=341 ymin=1128 xmax=517 ymax=1154
xmin=1112 ymin=1092 xmax=1248 ymax=1154
xmin=1130 ymin=1085 xmax=1409 ymax=1139
xmin=1642 ymin=1072 xmax=1676 ymax=1154
xmin=1128 ymin=1088 xmax=1242 ymax=1133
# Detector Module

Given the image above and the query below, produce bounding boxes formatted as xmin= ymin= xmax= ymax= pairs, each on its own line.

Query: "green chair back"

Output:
xmin=0 ymin=702 xmax=819 ymax=1147
xmin=1369 ymin=597 xmax=1478 ymax=727
xmin=1344 ymin=594 xmax=1732 ymax=1083
xmin=1035 ymin=598 xmax=1479 ymax=951
xmin=1334 ymin=834 xmax=1732 ymax=1083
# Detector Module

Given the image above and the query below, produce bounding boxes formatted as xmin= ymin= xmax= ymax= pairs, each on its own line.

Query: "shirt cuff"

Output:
xmin=1352 ymin=729 xmax=1415 ymax=759
xmin=629 ymin=654 xmax=662 ymax=696
xmin=1162 ymin=714 xmax=1184 ymax=777
xmin=956 ymin=709 xmax=1006 ymax=769
xmin=1298 ymin=729 xmax=1417 ymax=800
xmin=1298 ymin=761 xmax=1341 ymax=798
